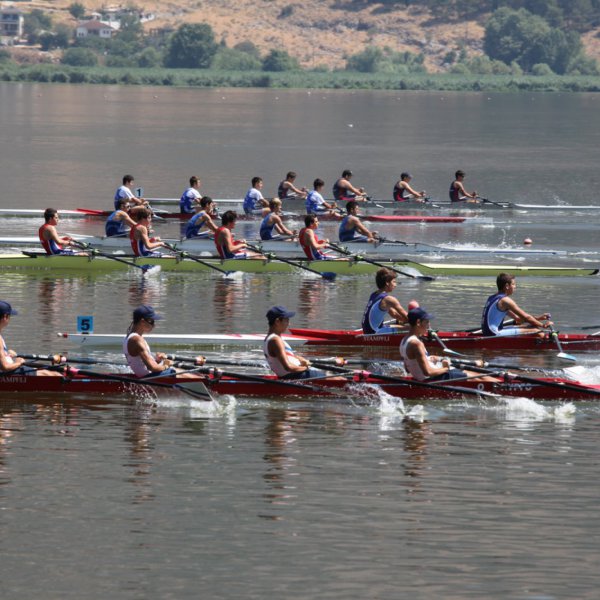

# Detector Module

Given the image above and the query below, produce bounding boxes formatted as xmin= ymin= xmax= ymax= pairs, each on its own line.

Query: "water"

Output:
xmin=1 ymin=83 xmax=600 ymax=599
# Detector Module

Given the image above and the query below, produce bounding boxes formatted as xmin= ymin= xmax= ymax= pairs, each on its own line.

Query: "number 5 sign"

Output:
xmin=77 ymin=315 xmax=94 ymax=334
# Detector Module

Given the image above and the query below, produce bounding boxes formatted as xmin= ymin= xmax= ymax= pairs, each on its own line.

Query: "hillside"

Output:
xmin=13 ymin=0 xmax=600 ymax=71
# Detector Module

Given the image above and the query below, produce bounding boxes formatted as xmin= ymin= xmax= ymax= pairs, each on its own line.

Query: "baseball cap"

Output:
xmin=407 ymin=307 xmax=434 ymax=325
xmin=133 ymin=305 xmax=163 ymax=322
xmin=0 ymin=301 xmax=18 ymax=317
xmin=266 ymin=305 xmax=296 ymax=323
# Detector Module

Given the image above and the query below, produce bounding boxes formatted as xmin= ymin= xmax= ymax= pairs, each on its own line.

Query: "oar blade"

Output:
xmin=174 ymin=381 xmax=214 ymax=401
xmin=557 ymin=352 xmax=577 ymax=363
xmin=141 ymin=264 xmax=162 ymax=276
xmin=322 ymin=271 xmax=337 ymax=281
xmin=442 ymin=347 xmax=464 ymax=357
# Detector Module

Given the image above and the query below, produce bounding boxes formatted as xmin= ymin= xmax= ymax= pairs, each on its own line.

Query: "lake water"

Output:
xmin=0 ymin=83 xmax=599 ymax=599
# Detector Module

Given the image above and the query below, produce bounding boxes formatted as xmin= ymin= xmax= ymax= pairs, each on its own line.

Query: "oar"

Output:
xmin=17 ymin=353 xmax=130 ymax=367
xmin=163 ymin=242 xmax=242 ymax=279
xmin=72 ymin=241 xmax=161 ymax=276
xmin=476 ymin=196 xmax=510 ymax=209
xmin=68 ymin=368 xmax=215 ymax=401
xmin=549 ymin=326 xmax=577 ymax=362
xmin=450 ymin=362 xmax=600 ymax=397
xmin=428 ymin=331 xmax=469 ymax=357
xmin=167 ymin=354 xmax=266 ymax=369
xmin=245 ymin=242 xmax=337 ymax=281
xmin=193 ymin=366 xmax=326 ymax=392
xmin=450 ymin=358 xmax=551 ymax=374
xmin=309 ymin=360 xmax=499 ymax=399
xmin=327 ymin=242 xmax=434 ymax=282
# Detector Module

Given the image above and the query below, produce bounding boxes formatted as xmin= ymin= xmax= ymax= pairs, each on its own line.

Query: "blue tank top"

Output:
xmin=105 ymin=211 xmax=127 ymax=237
xmin=481 ymin=292 xmax=507 ymax=336
xmin=260 ymin=214 xmax=276 ymax=240
xmin=180 ymin=188 xmax=198 ymax=214
xmin=361 ymin=291 xmax=388 ymax=334
xmin=338 ymin=215 xmax=357 ymax=242
xmin=185 ymin=211 xmax=209 ymax=238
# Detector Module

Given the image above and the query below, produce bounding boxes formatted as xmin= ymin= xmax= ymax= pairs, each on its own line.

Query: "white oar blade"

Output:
xmin=442 ymin=348 xmax=464 ymax=357
xmin=175 ymin=381 xmax=214 ymax=401
xmin=557 ymin=352 xmax=577 ymax=363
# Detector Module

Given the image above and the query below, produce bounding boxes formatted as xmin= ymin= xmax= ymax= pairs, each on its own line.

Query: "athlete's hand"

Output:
xmin=195 ymin=356 xmax=206 ymax=366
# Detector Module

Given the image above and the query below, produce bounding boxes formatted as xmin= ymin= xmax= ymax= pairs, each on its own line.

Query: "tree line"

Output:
xmin=3 ymin=3 xmax=598 ymax=77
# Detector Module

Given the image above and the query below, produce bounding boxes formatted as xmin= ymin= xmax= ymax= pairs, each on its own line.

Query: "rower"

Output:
xmin=130 ymin=208 xmax=167 ymax=256
xmin=105 ymin=198 xmax=136 ymax=237
xmin=449 ymin=170 xmax=478 ymax=203
xmin=124 ymin=305 xmax=204 ymax=379
xmin=263 ymin=305 xmax=329 ymax=380
xmin=260 ymin=199 xmax=296 ymax=240
xmin=39 ymin=208 xmax=76 ymax=254
xmin=277 ymin=171 xmax=307 ymax=200
xmin=180 ymin=175 xmax=203 ymax=214
xmin=243 ymin=176 xmax=269 ymax=215
xmin=184 ymin=196 xmax=218 ymax=239
xmin=393 ymin=172 xmax=426 ymax=202
xmin=115 ymin=174 xmax=146 ymax=211
xmin=305 ymin=178 xmax=338 ymax=216
xmin=339 ymin=200 xmax=378 ymax=243
xmin=481 ymin=273 xmax=553 ymax=337
xmin=299 ymin=214 xmax=332 ymax=260
xmin=0 ymin=301 xmax=61 ymax=376
xmin=361 ymin=268 xmax=408 ymax=334
xmin=332 ymin=169 xmax=366 ymax=202
xmin=215 ymin=210 xmax=260 ymax=259
xmin=400 ymin=307 xmax=496 ymax=382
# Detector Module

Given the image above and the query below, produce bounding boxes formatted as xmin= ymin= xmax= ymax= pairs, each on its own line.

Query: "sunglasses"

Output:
xmin=144 ymin=318 xmax=155 ymax=326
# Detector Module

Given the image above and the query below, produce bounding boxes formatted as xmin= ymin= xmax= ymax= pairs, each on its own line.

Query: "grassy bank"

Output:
xmin=2 ymin=63 xmax=600 ymax=92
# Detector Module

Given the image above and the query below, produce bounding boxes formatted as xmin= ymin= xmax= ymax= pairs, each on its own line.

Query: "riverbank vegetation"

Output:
xmin=2 ymin=1 xmax=600 ymax=91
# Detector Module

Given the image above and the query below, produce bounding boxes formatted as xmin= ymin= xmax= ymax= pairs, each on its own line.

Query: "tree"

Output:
xmin=484 ymin=7 xmax=583 ymax=73
xmin=212 ymin=47 xmax=262 ymax=71
xmin=262 ymin=49 xmax=300 ymax=72
xmin=61 ymin=47 xmax=98 ymax=66
xmin=165 ymin=23 xmax=218 ymax=69
xmin=24 ymin=9 xmax=52 ymax=44
xmin=68 ymin=3 xmax=86 ymax=20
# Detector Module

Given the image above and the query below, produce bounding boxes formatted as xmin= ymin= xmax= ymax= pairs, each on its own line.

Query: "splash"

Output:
xmin=491 ymin=396 xmax=576 ymax=424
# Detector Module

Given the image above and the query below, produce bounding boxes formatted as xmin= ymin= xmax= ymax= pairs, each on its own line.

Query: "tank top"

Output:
xmin=263 ymin=333 xmax=302 ymax=377
xmin=1 ymin=339 xmax=14 ymax=370
xmin=299 ymin=227 xmax=325 ymax=260
xmin=393 ymin=182 xmax=410 ymax=202
xmin=123 ymin=332 xmax=152 ymax=377
xmin=399 ymin=335 xmax=427 ymax=381
xmin=449 ymin=181 xmax=461 ymax=203
xmin=338 ymin=215 xmax=358 ymax=242
xmin=260 ymin=214 xmax=276 ymax=240
xmin=185 ymin=211 xmax=209 ymax=238
xmin=361 ymin=291 xmax=388 ymax=334
xmin=333 ymin=178 xmax=355 ymax=201
xmin=38 ymin=223 xmax=62 ymax=255
xmin=278 ymin=180 xmax=297 ymax=200
xmin=481 ymin=292 xmax=508 ymax=336
xmin=129 ymin=223 xmax=151 ymax=256
xmin=105 ymin=210 xmax=127 ymax=237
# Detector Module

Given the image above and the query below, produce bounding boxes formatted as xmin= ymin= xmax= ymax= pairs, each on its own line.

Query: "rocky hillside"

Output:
xmin=15 ymin=0 xmax=600 ymax=71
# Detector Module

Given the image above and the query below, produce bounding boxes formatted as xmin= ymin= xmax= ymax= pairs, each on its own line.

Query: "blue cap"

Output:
xmin=0 ymin=301 xmax=18 ymax=317
xmin=133 ymin=305 xmax=162 ymax=322
xmin=408 ymin=307 xmax=434 ymax=325
xmin=266 ymin=305 xmax=296 ymax=324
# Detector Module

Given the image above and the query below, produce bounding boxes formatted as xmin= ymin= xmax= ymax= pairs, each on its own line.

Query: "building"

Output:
xmin=0 ymin=5 xmax=24 ymax=43
xmin=75 ymin=19 xmax=115 ymax=39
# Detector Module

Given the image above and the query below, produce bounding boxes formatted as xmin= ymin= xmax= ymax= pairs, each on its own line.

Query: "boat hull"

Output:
xmin=0 ymin=372 xmax=598 ymax=401
xmin=0 ymin=253 xmax=595 ymax=277
xmin=289 ymin=327 xmax=600 ymax=352
xmin=0 ymin=236 xmax=568 ymax=258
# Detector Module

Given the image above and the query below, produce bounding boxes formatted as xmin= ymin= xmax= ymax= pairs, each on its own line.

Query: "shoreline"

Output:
xmin=2 ymin=64 xmax=600 ymax=93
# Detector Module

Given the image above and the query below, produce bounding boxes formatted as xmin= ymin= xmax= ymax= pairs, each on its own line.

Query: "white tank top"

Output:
xmin=263 ymin=333 xmax=302 ymax=377
xmin=399 ymin=334 xmax=427 ymax=381
xmin=123 ymin=332 xmax=152 ymax=377
xmin=1 ymin=338 xmax=14 ymax=369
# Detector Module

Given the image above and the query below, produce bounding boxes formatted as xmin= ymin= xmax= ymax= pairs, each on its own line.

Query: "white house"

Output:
xmin=0 ymin=5 xmax=24 ymax=42
xmin=75 ymin=19 xmax=115 ymax=39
